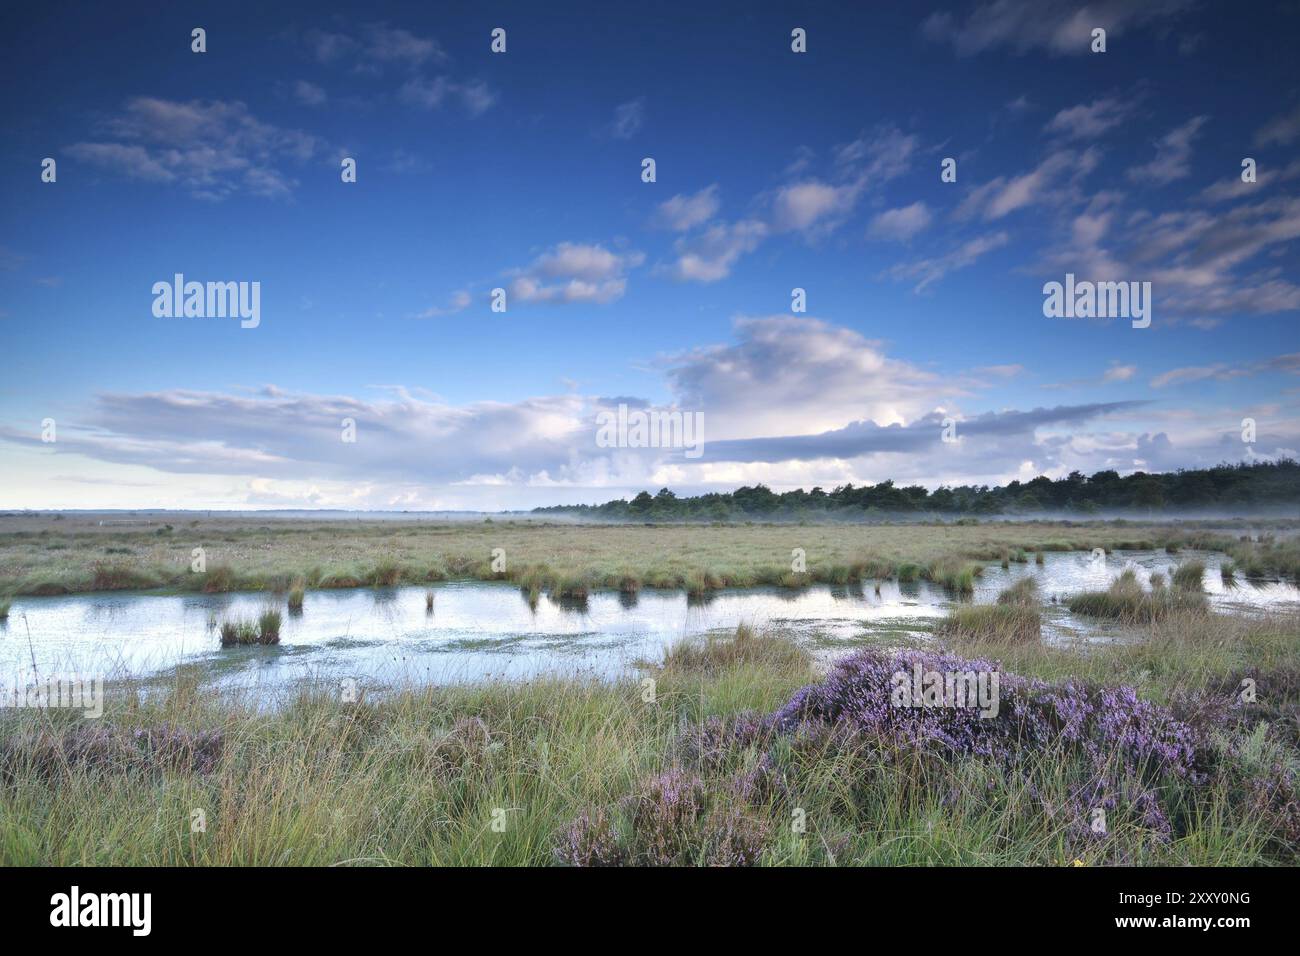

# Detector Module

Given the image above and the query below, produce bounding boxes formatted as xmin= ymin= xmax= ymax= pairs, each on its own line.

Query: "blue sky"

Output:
xmin=1 ymin=0 xmax=1298 ymax=510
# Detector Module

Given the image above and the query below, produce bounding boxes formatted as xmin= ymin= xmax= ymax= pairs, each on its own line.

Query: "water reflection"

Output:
xmin=0 ymin=550 xmax=1292 ymax=689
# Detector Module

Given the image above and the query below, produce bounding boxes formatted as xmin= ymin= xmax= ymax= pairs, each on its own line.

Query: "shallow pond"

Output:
xmin=1 ymin=550 xmax=1295 ymax=692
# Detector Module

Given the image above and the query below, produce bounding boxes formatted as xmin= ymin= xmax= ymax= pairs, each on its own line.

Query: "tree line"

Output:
xmin=533 ymin=459 xmax=1300 ymax=520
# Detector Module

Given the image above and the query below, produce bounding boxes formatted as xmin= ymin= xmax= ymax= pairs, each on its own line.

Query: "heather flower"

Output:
xmin=557 ymin=769 xmax=769 ymax=867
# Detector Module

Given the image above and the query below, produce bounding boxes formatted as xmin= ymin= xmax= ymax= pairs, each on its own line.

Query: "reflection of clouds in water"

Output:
xmin=6 ymin=550 xmax=1295 ymax=690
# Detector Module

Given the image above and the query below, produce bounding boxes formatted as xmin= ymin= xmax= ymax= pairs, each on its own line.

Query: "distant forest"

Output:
xmin=534 ymin=460 xmax=1300 ymax=521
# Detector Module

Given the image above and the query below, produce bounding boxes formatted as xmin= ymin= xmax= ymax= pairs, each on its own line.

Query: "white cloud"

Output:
xmin=292 ymin=80 xmax=328 ymax=106
xmin=654 ymin=185 xmax=721 ymax=232
xmin=508 ymin=242 xmax=645 ymax=305
xmin=957 ymin=149 xmax=1099 ymax=221
xmin=413 ymin=290 xmax=472 ymax=318
xmin=663 ymin=220 xmax=767 ymax=282
xmin=1127 ymin=115 xmax=1208 ymax=185
xmin=923 ymin=0 xmax=1193 ymax=56
xmin=664 ymin=315 xmax=948 ymax=439
xmin=1256 ymin=102 xmax=1300 ymax=146
xmin=68 ymin=97 xmax=321 ymax=199
xmin=867 ymin=202 xmax=933 ymax=242
xmin=608 ymin=99 xmax=645 ymax=139
xmin=1044 ymin=95 xmax=1136 ymax=140
xmin=399 ymin=76 xmax=496 ymax=115
xmin=771 ymin=180 xmax=861 ymax=232
xmin=303 ymin=22 xmax=444 ymax=70
xmin=888 ymin=231 xmax=1010 ymax=293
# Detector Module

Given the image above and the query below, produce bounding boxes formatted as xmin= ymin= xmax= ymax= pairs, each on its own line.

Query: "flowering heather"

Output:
xmin=556 ymin=769 xmax=769 ymax=866
xmin=768 ymin=649 xmax=1206 ymax=836
xmin=722 ymin=650 xmax=1206 ymax=853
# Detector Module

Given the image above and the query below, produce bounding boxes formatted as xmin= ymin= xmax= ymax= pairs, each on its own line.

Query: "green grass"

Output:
xmin=923 ymin=557 xmax=980 ymax=594
xmin=1068 ymin=569 xmax=1208 ymax=624
xmin=2 ymin=606 xmax=1295 ymax=866
xmin=1171 ymin=560 xmax=1206 ymax=591
xmin=217 ymin=611 xmax=281 ymax=647
xmin=217 ymin=619 xmax=260 ymax=647
xmin=938 ymin=580 xmax=1042 ymax=645
xmin=258 ymin=609 xmax=282 ymax=642
xmin=4 ymin=515 xmax=1294 ymax=598
xmin=654 ymin=623 xmax=811 ymax=677
xmin=996 ymin=576 xmax=1039 ymax=606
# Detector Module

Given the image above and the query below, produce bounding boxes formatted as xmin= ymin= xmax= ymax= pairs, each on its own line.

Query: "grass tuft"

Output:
xmin=287 ymin=578 xmax=305 ymax=611
xmin=1068 ymin=568 xmax=1206 ymax=624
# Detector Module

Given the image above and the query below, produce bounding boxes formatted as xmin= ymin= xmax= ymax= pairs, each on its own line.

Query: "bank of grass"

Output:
xmin=1 ymin=605 xmax=1296 ymax=867
xmin=655 ymin=623 xmax=811 ymax=677
xmin=4 ymin=516 xmax=1296 ymax=599
xmin=1068 ymin=568 xmax=1208 ymax=624
xmin=937 ymin=579 xmax=1041 ymax=646
xmin=922 ymin=557 xmax=981 ymax=595
xmin=1226 ymin=535 xmax=1300 ymax=581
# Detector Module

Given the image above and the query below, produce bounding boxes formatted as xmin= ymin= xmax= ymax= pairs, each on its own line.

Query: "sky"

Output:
xmin=0 ymin=0 xmax=1298 ymax=511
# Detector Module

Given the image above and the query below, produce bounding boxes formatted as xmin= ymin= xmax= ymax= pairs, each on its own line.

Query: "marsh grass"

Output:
xmin=939 ymin=578 xmax=1041 ymax=644
xmin=259 ymin=609 xmax=282 ymax=642
xmin=217 ymin=619 xmax=259 ymax=646
xmin=368 ymin=558 xmax=401 ymax=588
xmin=3 ymin=609 xmax=1295 ymax=866
xmin=5 ymin=517 xmax=1295 ymax=598
xmin=1068 ymin=568 xmax=1207 ymax=624
xmin=0 ymin=596 xmax=9 ymax=619
xmin=923 ymin=557 xmax=979 ymax=595
xmin=1172 ymin=560 xmax=1206 ymax=592
xmin=996 ymin=576 xmax=1039 ymax=606
xmin=287 ymin=579 xmax=305 ymax=612
xmin=655 ymin=623 xmax=811 ymax=677
xmin=895 ymin=562 xmax=922 ymax=583
xmin=218 ymin=610 xmax=281 ymax=647
xmin=938 ymin=604 xmax=1041 ymax=645
xmin=1227 ymin=537 xmax=1300 ymax=581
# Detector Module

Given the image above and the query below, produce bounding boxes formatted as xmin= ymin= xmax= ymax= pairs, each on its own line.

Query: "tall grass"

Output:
xmin=923 ymin=557 xmax=979 ymax=595
xmin=1068 ymin=568 xmax=1206 ymax=624
xmin=3 ymin=613 xmax=1295 ymax=866
xmin=1171 ymin=560 xmax=1206 ymax=592
xmin=217 ymin=610 xmax=281 ymax=647
xmin=938 ymin=580 xmax=1041 ymax=645
xmin=5 ymin=517 xmax=1296 ymax=598
xmin=655 ymin=623 xmax=810 ymax=676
